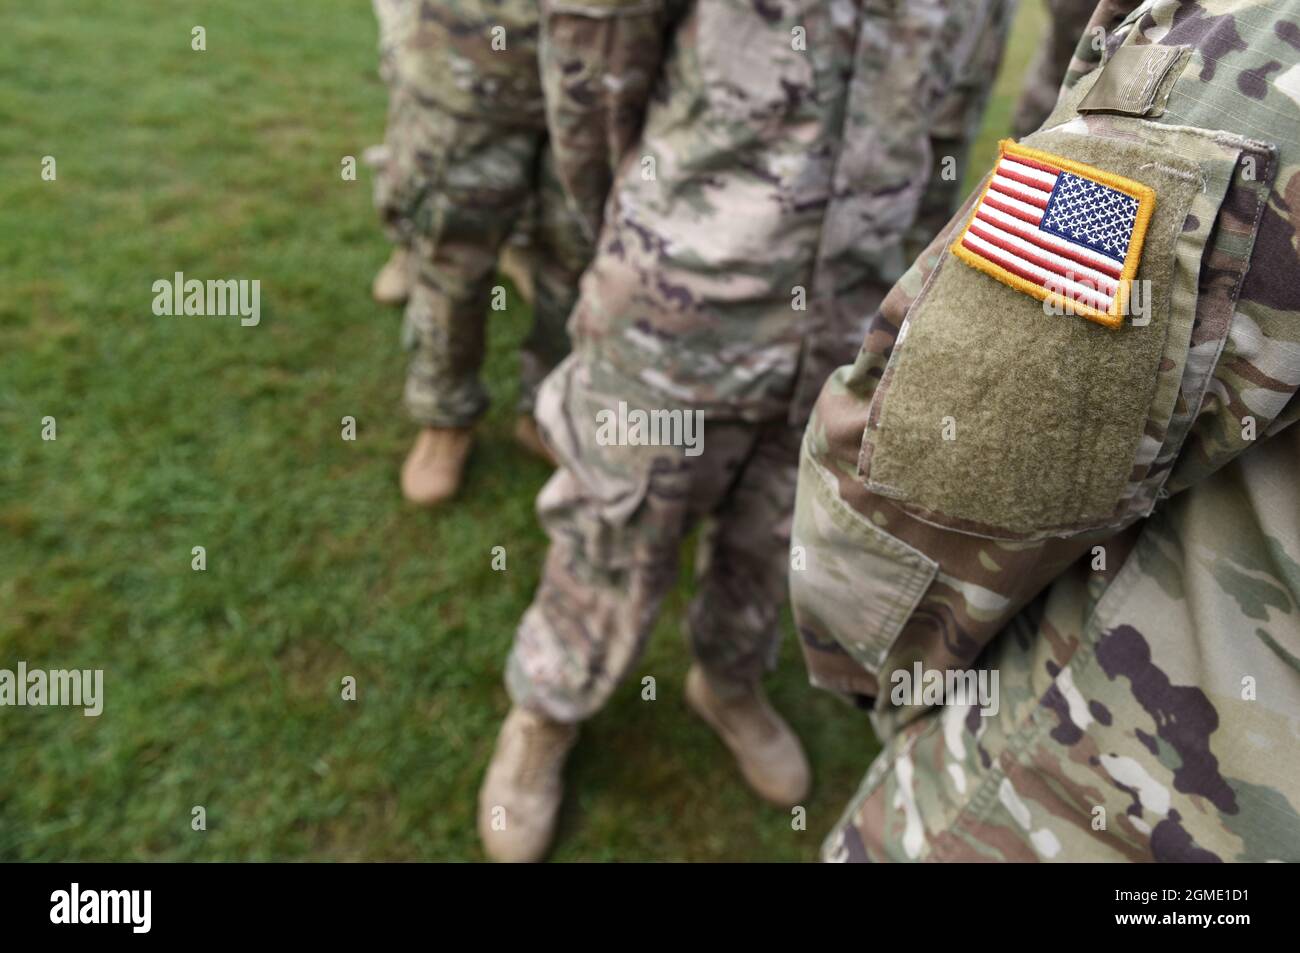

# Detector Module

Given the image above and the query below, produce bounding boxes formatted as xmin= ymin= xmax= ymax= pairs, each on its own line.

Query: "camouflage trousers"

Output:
xmin=506 ymin=356 xmax=802 ymax=724
xmin=372 ymin=0 xmax=408 ymax=90
xmin=372 ymin=0 xmax=412 ymax=244
xmin=377 ymin=0 xmax=592 ymax=425
xmin=396 ymin=119 xmax=588 ymax=425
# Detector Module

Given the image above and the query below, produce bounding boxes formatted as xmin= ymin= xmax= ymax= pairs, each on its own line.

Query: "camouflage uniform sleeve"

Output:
xmin=791 ymin=0 xmax=1300 ymax=742
xmin=538 ymin=0 xmax=680 ymax=240
xmin=792 ymin=211 xmax=1106 ymax=719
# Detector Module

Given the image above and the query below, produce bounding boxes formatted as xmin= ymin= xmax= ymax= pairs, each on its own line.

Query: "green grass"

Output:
xmin=0 ymin=0 xmax=1045 ymax=860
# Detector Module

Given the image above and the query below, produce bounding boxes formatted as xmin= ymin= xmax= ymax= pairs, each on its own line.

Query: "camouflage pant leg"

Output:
xmin=373 ymin=0 xmax=410 ymax=89
xmin=391 ymin=0 xmax=557 ymax=425
xmin=372 ymin=0 xmax=415 ymax=245
xmin=687 ymin=420 xmax=802 ymax=685
xmin=1010 ymin=0 xmax=1099 ymax=138
xmin=401 ymin=112 xmax=544 ymax=427
xmin=506 ymin=358 xmax=790 ymax=724
xmin=516 ymin=145 xmax=590 ymax=417
xmin=375 ymin=84 xmax=418 ymax=248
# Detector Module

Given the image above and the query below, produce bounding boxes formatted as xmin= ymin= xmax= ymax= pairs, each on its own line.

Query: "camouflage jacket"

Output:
xmin=791 ymin=0 xmax=1300 ymax=860
xmin=544 ymin=0 xmax=1011 ymax=423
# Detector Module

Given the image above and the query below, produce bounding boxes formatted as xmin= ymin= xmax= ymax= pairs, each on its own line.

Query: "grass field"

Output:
xmin=0 ymin=0 xmax=1045 ymax=861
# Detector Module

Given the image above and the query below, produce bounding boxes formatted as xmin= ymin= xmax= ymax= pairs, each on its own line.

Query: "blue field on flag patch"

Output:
xmin=1040 ymin=172 xmax=1140 ymax=263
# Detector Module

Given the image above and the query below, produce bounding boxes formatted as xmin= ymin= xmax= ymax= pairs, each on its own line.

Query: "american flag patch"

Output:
xmin=952 ymin=140 xmax=1156 ymax=330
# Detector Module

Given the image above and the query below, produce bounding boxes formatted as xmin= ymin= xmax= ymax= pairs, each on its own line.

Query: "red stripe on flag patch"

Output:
xmin=1003 ymin=153 xmax=1061 ymax=176
xmin=997 ymin=166 xmax=1055 ymax=192
xmin=989 ymin=179 xmax=1050 ymax=210
xmin=982 ymin=194 xmax=1043 ymax=226
xmin=972 ymin=209 xmax=1123 ymax=280
xmin=960 ymin=233 xmax=1115 ymax=312
xmin=966 ymin=222 xmax=1119 ymax=299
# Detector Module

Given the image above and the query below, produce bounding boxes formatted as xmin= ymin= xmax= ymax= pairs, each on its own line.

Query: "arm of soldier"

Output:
xmin=791 ymin=217 xmax=1111 ymax=719
xmin=538 ymin=0 xmax=677 ymax=240
xmin=791 ymin=146 xmax=1300 ymax=737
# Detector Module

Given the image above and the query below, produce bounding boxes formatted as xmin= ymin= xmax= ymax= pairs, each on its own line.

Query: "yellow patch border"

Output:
xmin=950 ymin=139 xmax=1157 ymax=330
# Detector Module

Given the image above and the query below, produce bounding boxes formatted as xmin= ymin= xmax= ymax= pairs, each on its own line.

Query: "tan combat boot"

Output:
xmin=498 ymin=243 xmax=535 ymax=308
xmin=685 ymin=665 xmax=811 ymax=808
xmin=372 ymin=246 xmax=413 ymax=306
xmin=400 ymin=426 xmax=473 ymax=506
xmin=514 ymin=415 xmax=556 ymax=466
xmin=478 ymin=706 xmax=579 ymax=863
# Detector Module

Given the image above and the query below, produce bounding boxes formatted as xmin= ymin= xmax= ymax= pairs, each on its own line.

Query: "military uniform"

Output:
xmin=791 ymin=0 xmax=1300 ymax=861
xmin=372 ymin=0 xmax=416 ymax=252
xmin=379 ymin=0 xmax=592 ymax=428
xmin=535 ymin=0 xmax=679 ymax=243
xmin=374 ymin=0 xmax=409 ymax=89
xmin=507 ymin=0 xmax=1013 ymax=723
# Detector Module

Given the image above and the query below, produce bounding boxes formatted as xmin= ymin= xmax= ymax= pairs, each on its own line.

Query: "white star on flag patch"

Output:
xmin=952 ymin=140 xmax=1156 ymax=330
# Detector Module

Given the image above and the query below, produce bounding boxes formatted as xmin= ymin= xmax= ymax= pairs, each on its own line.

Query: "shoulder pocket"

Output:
xmin=858 ymin=121 xmax=1273 ymax=540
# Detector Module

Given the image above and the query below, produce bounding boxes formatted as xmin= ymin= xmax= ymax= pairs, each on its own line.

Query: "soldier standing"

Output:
xmin=378 ymin=0 xmax=596 ymax=505
xmin=789 ymin=0 xmax=1300 ymax=861
xmin=477 ymin=0 xmax=1013 ymax=862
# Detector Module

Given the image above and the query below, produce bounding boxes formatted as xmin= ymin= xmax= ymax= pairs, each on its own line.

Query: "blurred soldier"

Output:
xmin=371 ymin=0 xmax=540 ymax=308
xmin=791 ymin=0 xmax=1300 ymax=861
xmin=908 ymin=0 xmax=1016 ymax=261
xmin=477 ymin=0 xmax=1012 ymax=862
xmin=1010 ymin=0 xmax=1098 ymax=138
xmin=380 ymin=0 xmax=595 ymax=505
xmin=370 ymin=0 xmax=416 ymax=305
